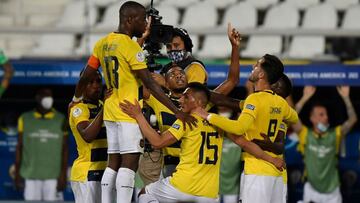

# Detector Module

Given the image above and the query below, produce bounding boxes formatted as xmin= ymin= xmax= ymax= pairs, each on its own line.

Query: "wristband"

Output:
xmin=72 ymin=95 xmax=83 ymax=102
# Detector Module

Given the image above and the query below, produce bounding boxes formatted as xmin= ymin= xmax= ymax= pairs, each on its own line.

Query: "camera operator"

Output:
xmin=162 ymin=28 xmax=207 ymax=84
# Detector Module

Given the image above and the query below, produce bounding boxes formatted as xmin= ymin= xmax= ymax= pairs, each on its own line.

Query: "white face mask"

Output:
xmin=41 ymin=96 xmax=53 ymax=110
xmin=317 ymin=122 xmax=329 ymax=133
xmin=219 ymin=112 xmax=232 ymax=119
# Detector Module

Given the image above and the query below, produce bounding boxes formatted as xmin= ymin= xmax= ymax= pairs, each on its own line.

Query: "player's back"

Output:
xmin=242 ymin=90 xmax=297 ymax=177
xmin=167 ymin=115 xmax=223 ymax=198
xmin=93 ymin=33 xmax=147 ymax=122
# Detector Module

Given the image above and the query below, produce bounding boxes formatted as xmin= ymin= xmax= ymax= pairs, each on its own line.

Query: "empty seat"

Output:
xmin=27 ymin=14 xmax=59 ymax=27
xmin=221 ymin=2 xmax=257 ymax=29
xmin=75 ymin=34 xmax=105 ymax=56
xmin=5 ymin=35 xmax=37 ymax=58
xmin=156 ymin=5 xmax=180 ymax=26
xmin=21 ymin=0 xmax=69 ymax=15
xmin=88 ymin=0 xmax=117 ymax=7
xmin=56 ymin=0 xmax=98 ymax=28
xmin=342 ymin=6 xmax=360 ymax=28
xmin=286 ymin=0 xmax=320 ymax=9
xmin=242 ymin=3 xmax=299 ymax=58
xmin=29 ymin=34 xmax=76 ymax=57
xmin=197 ymin=35 xmax=231 ymax=59
xmin=204 ymin=0 xmax=238 ymax=9
xmin=288 ymin=36 xmax=325 ymax=58
xmin=0 ymin=15 xmax=14 ymax=26
xmin=288 ymin=3 xmax=337 ymax=59
xmin=181 ymin=3 xmax=217 ymax=30
xmin=96 ymin=1 xmax=122 ymax=30
xmin=242 ymin=36 xmax=282 ymax=58
xmin=247 ymin=0 xmax=279 ymax=9
xmin=160 ymin=0 xmax=200 ymax=8
xmin=326 ymin=0 xmax=358 ymax=10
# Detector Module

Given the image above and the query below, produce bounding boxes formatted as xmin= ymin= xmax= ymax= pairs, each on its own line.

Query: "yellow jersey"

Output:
xmin=209 ymin=90 xmax=298 ymax=177
xmin=185 ymin=62 xmax=208 ymax=84
xmin=90 ymin=32 xmax=147 ymax=122
xmin=146 ymin=94 xmax=180 ymax=158
xmin=69 ymin=101 xmax=107 ymax=182
xmin=167 ymin=114 xmax=223 ymax=198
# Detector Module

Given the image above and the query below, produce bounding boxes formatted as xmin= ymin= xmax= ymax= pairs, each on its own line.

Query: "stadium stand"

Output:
xmin=287 ymin=3 xmax=337 ymax=59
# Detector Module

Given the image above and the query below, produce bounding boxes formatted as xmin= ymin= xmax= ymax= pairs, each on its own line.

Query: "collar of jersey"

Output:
xmin=33 ymin=109 xmax=55 ymax=119
xmin=254 ymin=89 xmax=275 ymax=95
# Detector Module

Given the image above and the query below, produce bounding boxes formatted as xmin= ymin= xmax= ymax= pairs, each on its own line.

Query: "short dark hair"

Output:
xmin=273 ymin=73 xmax=292 ymax=98
xmin=187 ymin=82 xmax=210 ymax=104
xmin=119 ymin=1 xmax=145 ymax=23
xmin=310 ymin=102 xmax=327 ymax=114
xmin=262 ymin=54 xmax=284 ymax=84
xmin=173 ymin=27 xmax=193 ymax=52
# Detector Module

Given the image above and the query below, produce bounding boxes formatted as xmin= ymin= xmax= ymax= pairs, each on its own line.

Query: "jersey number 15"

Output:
xmin=198 ymin=132 xmax=219 ymax=165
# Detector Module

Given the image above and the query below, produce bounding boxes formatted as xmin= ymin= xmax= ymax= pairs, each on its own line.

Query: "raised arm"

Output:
xmin=292 ymin=86 xmax=316 ymax=133
xmin=212 ymin=23 xmax=241 ymax=95
xmin=120 ymin=99 xmax=178 ymax=149
xmin=337 ymin=86 xmax=358 ymax=136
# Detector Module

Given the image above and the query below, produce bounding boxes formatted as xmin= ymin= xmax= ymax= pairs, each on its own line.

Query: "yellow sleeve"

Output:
xmin=70 ymin=104 xmax=90 ymax=127
xmin=239 ymin=100 xmax=245 ymax=111
xmin=335 ymin=125 xmax=342 ymax=154
xmin=186 ymin=63 xmax=207 ymax=84
xmin=283 ymin=102 xmax=299 ymax=124
xmin=127 ymin=41 xmax=147 ymax=70
xmin=297 ymin=126 xmax=308 ymax=154
xmin=17 ymin=116 xmax=23 ymax=133
xmin=205 ymin=102 xmax=214 ymax=111
xmin=208 ymin=112 xmax=254 ymax=136
xmin=240 ymin=94 xmax=259 ymax=119
xmin=167 ymin=119 xmax=186 ymax=140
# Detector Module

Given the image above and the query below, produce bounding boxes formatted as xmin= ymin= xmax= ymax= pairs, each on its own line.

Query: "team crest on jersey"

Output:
xmin=172 ymin=123 xmax=181 ymax=130
xmin=136 ymin=51 xmax=145 ymax=62
xmin=73 ymin=107 xmax=82 ymax=118
xmin=280 ymin=123 xmax=286 ymax=129
xmin=246 ymin=104 xmax=255 ymax=110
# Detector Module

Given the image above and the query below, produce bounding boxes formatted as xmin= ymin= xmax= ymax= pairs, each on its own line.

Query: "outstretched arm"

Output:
xmin=212 ymin=23 xmax=241 ymax=95
xmin=292 ymin=86 xmax=316 ymax=133
xmin=1 ymin=60 xmax=14 ymax=90
xmin=337 ymin=86 xmax=358 ymax=136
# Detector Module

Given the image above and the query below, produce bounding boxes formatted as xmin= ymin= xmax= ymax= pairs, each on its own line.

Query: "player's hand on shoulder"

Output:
xmin=119 ymin=99 xmax=142 ymax=119
xmin=175 ymin=111 xmax=197 ymax=130
xmin=193 ymin=106 xmax=209 ymax=119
